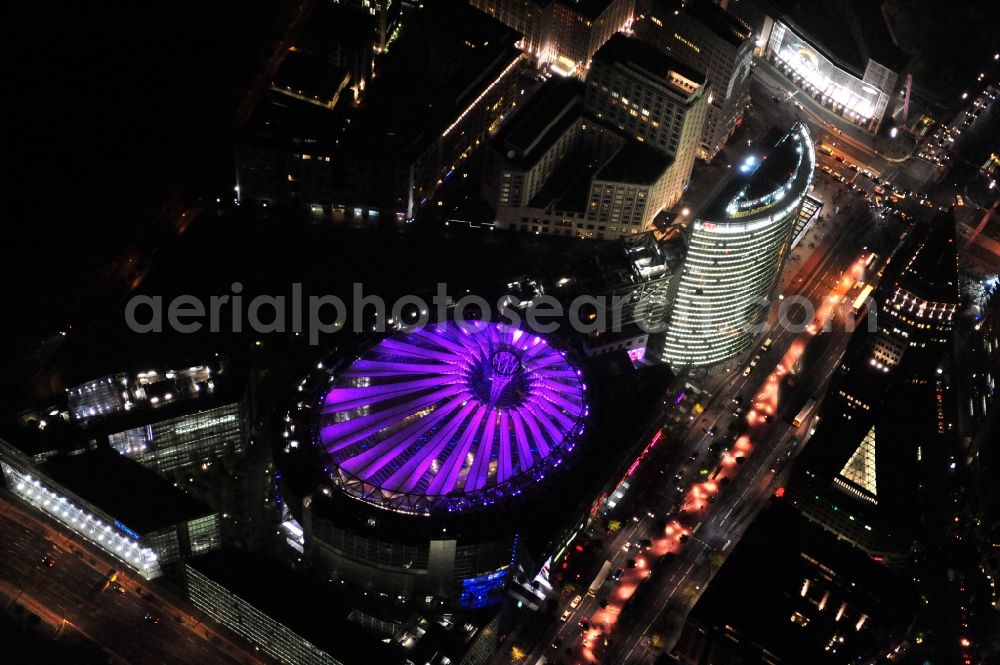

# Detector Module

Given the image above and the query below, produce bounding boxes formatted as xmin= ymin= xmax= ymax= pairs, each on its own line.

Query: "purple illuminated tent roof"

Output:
xmin=318 ymin=322 xmax=588 ymax=514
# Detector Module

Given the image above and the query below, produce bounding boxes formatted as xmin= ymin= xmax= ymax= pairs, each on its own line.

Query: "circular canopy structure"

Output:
xmin=317 ymin=322 xmax=588 ymax=515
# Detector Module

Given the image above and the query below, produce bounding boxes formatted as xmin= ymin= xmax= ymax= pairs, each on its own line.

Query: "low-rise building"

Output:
xmin=0 ymin=440 xmax=220 ymax=579
xmin=183 ymin=548 xmax=500 ymax=665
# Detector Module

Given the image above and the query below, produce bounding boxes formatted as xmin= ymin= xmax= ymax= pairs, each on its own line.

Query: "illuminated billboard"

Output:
xmin=767 ymin=22 xmax=887 ymax=123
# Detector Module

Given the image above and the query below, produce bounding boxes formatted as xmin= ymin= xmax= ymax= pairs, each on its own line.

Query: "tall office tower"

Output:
xmin=585 ymin=33 xmax=708 ymax=210
xmin=653 ymin=122 xmax=815 ymax=369
xmin=875 ymin=213 xmax=960 ymax=372
xmin=635 ymin=0 xmax=753 ymax=160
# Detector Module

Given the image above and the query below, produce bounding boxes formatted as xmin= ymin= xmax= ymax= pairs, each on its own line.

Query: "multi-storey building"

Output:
xmin=585 ymin=33 xmax=707 ymax=201
xmin=635 ymin=0 xmax=753 ymax=159
xmin=584 ymin=138 xmax=677 ymax=232
xmin=469 ymin=0 xmax=635 ymax=72
xmin=749 ymin=0 xmax=909 ymax=133
xmin=106 ymin=401 xmax=246 ymax=476
xmin=652 ymin=122 xmax=815 ymax=369
xmin=336 ymin=2 xmax=523 ymax=219
xmin=674 ymin=502 xmax=914 ymax=665
xmin=877 ymin=214 xmax=960 ymax=366
xmin=487 ymin=77 xmax=680 ymax=238
xmin=469 ymin=0 xmax=552 ymax=59
xmin=485 ymin=78 xmax=588 ymax=210
xmin=488 ymin=35 xmax=708 ymax=238
xmin=586 ymin=34 xmax=706 ymax=154
xmin=0 ymin=440 xmax=220 ymax=579
xmin=546 ymin=0 xmax=635 ymax=74
xmin=786 ymin=214 xmax=961 ymax=565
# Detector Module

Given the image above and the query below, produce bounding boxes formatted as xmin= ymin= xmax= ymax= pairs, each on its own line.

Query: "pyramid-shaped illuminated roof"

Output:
xmin=834 ymin=427 xmax=877 ymax=504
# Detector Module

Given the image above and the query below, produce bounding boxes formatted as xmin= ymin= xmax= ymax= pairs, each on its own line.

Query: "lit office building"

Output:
xmin=107 ymin=401 xmax=246 ymax=475
xmin=654 ymin=122 xmax=815 ymax=369
xmin=635 ymin=0 xmax=754 ymax=159
xmin=585 ymin=33 xmax=708 ymax=203
xmin=755 ymin=0 xmax=909 ymax=133
xmin=545 ymin=0 xmax=635 ymax=75
xmin=487 ymin=76 xmax=688 ymax=238
xmin=876 ymin=213 xmax=960 ymax=364
xmin=469 ymin=0 xmax=635 ymax=73
xmin=67 ymin=363 xmax=220 ymax=426
xmin=0 ymin=440 xmax=220 ymax=579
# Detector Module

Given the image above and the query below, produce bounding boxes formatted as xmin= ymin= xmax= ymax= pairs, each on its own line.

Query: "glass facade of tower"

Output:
xmin=107 ymin=401 xmax=245 ymax=475
xmin=658 ymin=123 xmax=815 ymax=367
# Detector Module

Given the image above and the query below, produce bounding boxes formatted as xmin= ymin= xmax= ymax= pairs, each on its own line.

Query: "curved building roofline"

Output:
xmin=303 ymin=322 xmax=589 ymax=516
xmin=658 ymin=123 xmax=814 ymax=368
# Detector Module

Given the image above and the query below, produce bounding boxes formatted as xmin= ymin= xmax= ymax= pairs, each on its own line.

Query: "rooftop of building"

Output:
xmin=239 ymin=92 xmax=344 ymax=152
xmin=701 ymin=122 xmax=813 ymax=222
xmin=298 ymin=0 xmax=378 ymax=50
xmin=398 ymin=609 xmax=500 ymax=665
xmin=271 ymin=49 xmax=349 ymax=105
xmin=647 ymin=0 xmax=753 ymax=48
xmin=686 ymin=500 xmax=914 ymax=664
xmin=592 ymin=33 xmax=706 ymax=95
xmin=527 ymin=141 xmax=604 ymax=212
xmin=554 ymin=0 xmax=622 ymax=21
xmin=492 ymin=77 xmax=586 ymax=170
xmin=762 ymin=0 xmax=909 ymax=74
xmin=186 ymin=548 xmax=403 ymax=664
xmin=594 ymin=138 xmax=674 ymax=185
xmin=886 ymin=212 xmax=959 ymax=305
xmin=339 ymin=0 xmax=521 ymax=161
xmin=556 ymin=231 xmax=684 ymax=297
xmin=8 ymin=358 xmax=244 ymax=460
xmin=39 ymin=447 xmax=215 ymax=534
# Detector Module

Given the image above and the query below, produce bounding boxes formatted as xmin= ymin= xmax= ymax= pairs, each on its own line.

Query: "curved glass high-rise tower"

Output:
xmin=656 ymin=122 xmax=815 ymax=368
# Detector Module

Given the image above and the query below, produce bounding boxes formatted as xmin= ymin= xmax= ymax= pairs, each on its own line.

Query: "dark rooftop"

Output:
xmin=701 ymin=123 xmax=809 ymax=221
xmin=595 ymin=139 xmax=674 ymax=185
xmin=187 ymin=548 xmax=401 ymax=665
xmin=687 ymin=500 xmax=914 ymax=664
xmin=592 ymin=33 xmax=706 ymax=93
xmin=889 ymin=212 xmax=960 ymax=305
xmin=648 ymin=0 xmax=753 ymax=48
xmin=554 ymin=0 xmax=621 ymax=21
xmin=763 ymin=0 xmax=909 ymax=74
xmin=241 ymin=94 xmax=343 ymax=152
xmin=403 ymin=608 xmax=500 ymax=665
xmin=40 ymin=447 xmax=214 ymax=534
xmin=271 ymin=50 xmax=349 ymax=106
xmin=339 ymin=0 xmax=521 ymax=160
xmin=493 ymin=78 xmax=585 ymax=170
xmin=528 ymin=144 xmax=601 ymax=212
